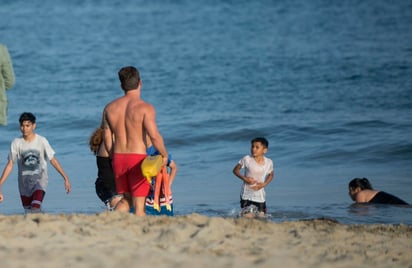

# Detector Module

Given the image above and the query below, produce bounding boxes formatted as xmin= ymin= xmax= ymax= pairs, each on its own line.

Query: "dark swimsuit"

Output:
xmin=95 ymin=156 xmax=117 ymax=204
xmin=240 ymin=199 xmax=267 ymax=213
xmin=369 ymin=191 xmax=409 ymax=205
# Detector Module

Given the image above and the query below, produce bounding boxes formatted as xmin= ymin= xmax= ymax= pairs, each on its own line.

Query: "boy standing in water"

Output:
xmin=233 ymin=137 xmax=274 ymax=217
xmin=0 ymin=112 xmax=71 ymax=212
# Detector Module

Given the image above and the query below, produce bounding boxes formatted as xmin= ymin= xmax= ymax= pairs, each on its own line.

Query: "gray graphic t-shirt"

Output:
xmin=8 ymin=134 xmax=55 ymax=196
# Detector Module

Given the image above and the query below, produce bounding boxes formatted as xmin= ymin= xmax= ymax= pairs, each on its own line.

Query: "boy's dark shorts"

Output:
xmin=240 ymin=199 xmax=267 ymax=213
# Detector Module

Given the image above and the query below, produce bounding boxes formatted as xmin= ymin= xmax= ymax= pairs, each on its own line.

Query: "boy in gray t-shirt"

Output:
xmin=0 ymin=112 xmax=71 ymax=212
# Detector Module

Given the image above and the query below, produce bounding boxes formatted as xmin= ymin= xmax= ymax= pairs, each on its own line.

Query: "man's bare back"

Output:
xmin=103 ymin=82 xmax=167 ymax=159
xmin=103 ymin=91 xmax=148 ymax=154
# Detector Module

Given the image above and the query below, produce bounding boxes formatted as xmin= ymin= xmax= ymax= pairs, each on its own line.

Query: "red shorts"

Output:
xmin=112 ymin=153 xmax=149 ymax=197
xmin=21 ymin=190 xmax=45 ymax=209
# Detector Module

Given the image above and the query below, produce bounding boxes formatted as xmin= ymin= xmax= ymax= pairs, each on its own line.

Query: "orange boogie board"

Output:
xmin=145 ymin=166 xmax=174 ymax=216
xmin=142 ymin=156 xmax=174 ymax=216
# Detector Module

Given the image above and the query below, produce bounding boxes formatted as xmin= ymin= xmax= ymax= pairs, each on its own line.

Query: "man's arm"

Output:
xmin=102 ymin=109 xmax=113 ymax=155
xmin=143 ymin=105 xmax=168 ymax=165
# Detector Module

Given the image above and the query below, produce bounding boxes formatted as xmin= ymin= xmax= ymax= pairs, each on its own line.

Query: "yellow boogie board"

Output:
xmin=141 ymin=154 xmax=174 ymax=216
xmin=141 ymin=155 xmax=162 ymax=183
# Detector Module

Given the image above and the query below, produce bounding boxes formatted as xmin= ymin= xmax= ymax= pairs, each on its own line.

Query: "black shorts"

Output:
xmin=240 ymin=199 xmax=266 ymax=213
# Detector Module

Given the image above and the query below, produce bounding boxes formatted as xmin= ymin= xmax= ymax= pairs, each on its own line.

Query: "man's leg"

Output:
xmin=133 ymin=196 xmax=147 ymax=216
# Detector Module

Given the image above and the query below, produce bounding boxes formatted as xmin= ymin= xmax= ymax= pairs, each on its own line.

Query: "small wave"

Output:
xmin=300 ymin=141 xmax=412 ymax=166
xmin=345 ymin=119 xmax=392 ymax=128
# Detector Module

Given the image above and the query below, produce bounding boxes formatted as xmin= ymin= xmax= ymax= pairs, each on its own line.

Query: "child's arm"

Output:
xmin=168 ymin=160 xmax=178 ymax=186
xmin=50 ymin=157 xmax=71 ymax=193
xmin=0 ymin=159 xmax=14 ymax=202
xmin=251 ymin=170 xmax=274 ymax=191
xmin=233 ymin=164 xmax=258 ymax=185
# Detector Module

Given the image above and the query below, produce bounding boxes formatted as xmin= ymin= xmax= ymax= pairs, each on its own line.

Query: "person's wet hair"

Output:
xmin=349 ymin=178 xmax=373 ymax=190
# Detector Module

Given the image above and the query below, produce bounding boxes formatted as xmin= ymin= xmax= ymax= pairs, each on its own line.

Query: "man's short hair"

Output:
xmin=118 ymin=66 xmax=140 ymax=91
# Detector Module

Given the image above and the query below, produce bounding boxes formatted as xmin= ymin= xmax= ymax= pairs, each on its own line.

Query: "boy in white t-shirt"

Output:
xmin=233 ymin=137 xmax=274 ymax=216
xmin=0 ymin=112 xmax=71 ymax=212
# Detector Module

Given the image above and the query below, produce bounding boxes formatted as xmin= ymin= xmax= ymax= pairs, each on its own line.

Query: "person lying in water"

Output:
xmin=348 ymin=178 xmax=409 ymax=205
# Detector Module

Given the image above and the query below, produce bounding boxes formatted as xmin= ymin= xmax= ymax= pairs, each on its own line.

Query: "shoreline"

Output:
xmin=0 ymin=213 xmax=411 ymax=267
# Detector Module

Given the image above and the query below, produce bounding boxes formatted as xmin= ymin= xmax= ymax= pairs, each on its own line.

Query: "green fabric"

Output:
xmin=0 ymin=44 xmax=15 ymax=126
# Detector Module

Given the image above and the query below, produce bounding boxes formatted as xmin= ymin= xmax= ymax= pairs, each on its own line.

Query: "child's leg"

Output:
xmin=255 ymin=201 xmax=266 ymax=214
xmin=30 ymin=190 xmax=45 ymax=210
xmin=108 ymin=195 xmax=123 ymax=210
xmin=20 ymin=195 xmax=33 ymax=210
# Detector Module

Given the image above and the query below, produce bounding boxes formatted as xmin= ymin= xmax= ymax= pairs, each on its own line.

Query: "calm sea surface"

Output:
xmin=1 ymin=0 xmax=411 ymax=224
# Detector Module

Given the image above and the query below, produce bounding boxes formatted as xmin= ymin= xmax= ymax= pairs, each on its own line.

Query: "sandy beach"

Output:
xmin=0 ymin=213 xmax=411 ymax=268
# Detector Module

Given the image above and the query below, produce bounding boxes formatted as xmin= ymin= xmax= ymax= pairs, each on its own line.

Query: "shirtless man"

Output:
xmin=102 ymin=66 xmax=168 ymax=216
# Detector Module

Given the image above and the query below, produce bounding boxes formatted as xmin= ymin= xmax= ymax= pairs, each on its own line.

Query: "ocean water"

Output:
xmin=0 ymin=0 xmax=411 ymax=224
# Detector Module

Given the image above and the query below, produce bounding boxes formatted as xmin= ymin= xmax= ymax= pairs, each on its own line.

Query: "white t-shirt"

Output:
xmin=238 ymin=155 xmax=274 ymax=203
xmin=8 ymin=134 xmax=55 ymax=196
